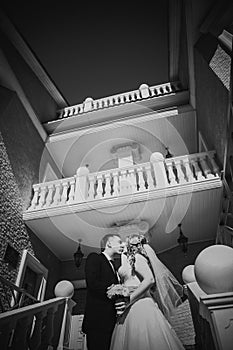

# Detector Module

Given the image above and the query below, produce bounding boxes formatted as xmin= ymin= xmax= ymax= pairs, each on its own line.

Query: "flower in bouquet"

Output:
xmin=107 ymin=284 xmax=130 ymax=316
xmin=107 ymin=284 xmax=130 ymax=302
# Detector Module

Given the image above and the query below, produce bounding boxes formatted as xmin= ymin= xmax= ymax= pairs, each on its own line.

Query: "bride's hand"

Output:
xmin=115 ymin=301 xmax=127 ymax=315
xmin=107 ymin=284 xmax=115 ymax=290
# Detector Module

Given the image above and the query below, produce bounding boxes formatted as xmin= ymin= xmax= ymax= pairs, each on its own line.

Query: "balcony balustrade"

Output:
xmin=57 ymin=81 xmax=183 ymax=119
xmin=26 ymin=151 xmax=221 ymax=213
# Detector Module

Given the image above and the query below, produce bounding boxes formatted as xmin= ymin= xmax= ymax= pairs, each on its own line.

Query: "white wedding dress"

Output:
xmin=110 ymin=253 xmax=185 ymax=350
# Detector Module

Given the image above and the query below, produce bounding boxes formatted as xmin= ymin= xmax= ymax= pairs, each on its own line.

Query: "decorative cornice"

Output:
xmin=111 ymin=142 xmax=141 ymax=162
xmin=44 ymin=90 xmax=189 ymax=137
xmin=46 ymin=102 xmax=192 ymax=143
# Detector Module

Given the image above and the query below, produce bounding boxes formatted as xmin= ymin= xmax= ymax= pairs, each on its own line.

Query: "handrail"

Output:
xmin=0 ymin=297 xmax=68 ymax=350
xmin=0 ymin=296 xmax=64 ymax=323
xmin=0 ymin=275 xmax=39 ymax=313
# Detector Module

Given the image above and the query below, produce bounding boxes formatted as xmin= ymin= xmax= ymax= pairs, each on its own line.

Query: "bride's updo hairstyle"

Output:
xmin=125 ymin=234 xmax=149 ymax=274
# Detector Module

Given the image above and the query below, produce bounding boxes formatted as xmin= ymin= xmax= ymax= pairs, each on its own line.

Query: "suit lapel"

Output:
xmin=101 ymin=253 xmax=119 ymax=282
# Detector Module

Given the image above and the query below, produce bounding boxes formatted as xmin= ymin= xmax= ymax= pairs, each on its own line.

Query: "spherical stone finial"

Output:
xmin=76 ymin=166 xmax=90 ymax=176
xmin=194 ymin=245 xmax=233 ymax=294
xmin=182 ymin=265 xmax=196 ymax=284
xmin=150 ymin=152 xmax=164 ymax=163
xmin=54 ymin=280 xmax=74 ymax=298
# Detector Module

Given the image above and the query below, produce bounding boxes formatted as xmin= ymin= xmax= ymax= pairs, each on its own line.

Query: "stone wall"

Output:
xmin=0 ymin=87 xmax=61 ymax=302
xmin=194 ymin=40 xmax=229 ymax=166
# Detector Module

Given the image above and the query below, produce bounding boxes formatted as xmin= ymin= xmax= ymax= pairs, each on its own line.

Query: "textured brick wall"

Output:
xmin=0 ymin=88 xmax=61 ymax=301
xmin=0 ymin=130 xmax=33 ymax=281
xmin=194 ymin=44 xmax=229 ymax=166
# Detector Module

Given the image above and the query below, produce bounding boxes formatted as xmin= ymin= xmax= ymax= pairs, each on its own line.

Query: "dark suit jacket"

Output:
xmin=82 ymin=252 xmax=118 ymax=333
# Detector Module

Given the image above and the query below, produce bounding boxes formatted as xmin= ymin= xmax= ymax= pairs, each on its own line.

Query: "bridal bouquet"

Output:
xmin=107 ymin=284 xmax=130 ymax=307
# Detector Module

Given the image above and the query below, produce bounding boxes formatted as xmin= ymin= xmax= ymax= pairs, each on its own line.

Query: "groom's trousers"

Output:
xmin=86 ymin=329 xmax=112 ymax=350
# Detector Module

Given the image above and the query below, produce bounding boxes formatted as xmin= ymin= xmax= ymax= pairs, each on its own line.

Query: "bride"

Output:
xmin=109 ymin=234 xmax=185 ymax=350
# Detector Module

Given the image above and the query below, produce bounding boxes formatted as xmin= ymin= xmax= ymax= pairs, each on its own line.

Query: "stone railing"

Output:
xmin=187 ymin=282 xmax=233 ymax=350
xmin=0 ymin=275 xmax=39 ymax=313
xmin=216 ymin=224 xmax=233 ymax=248
xmin=57 ymin=81 xmax=182 ymax=119
xmin=0 ymin=297 xmax=73 ymax=350
xmin=26 ymin=151 xmax=220 ymax=212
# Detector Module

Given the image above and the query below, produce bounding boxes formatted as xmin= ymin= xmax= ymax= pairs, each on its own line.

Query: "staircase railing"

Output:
xmin=0 ymin=275 xmax=39 ymax=313
xmin=0 ymin=296 xmax=73 ymax=350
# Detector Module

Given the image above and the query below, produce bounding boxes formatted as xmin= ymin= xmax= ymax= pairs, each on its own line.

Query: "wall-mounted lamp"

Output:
xmin=74 ymin=240 xmax=84 ymax=268
xmin=177 ymin=223 xmax=188 ymax=254
xmin=165 ymin=147 xmax=173 ymax=158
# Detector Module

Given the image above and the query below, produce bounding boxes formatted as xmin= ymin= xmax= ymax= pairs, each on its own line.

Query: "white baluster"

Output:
xmin=130 ymin=93 xmax=136 ymax=101
xmin=95 ymin=174 xmax=103 ymax=199
xmin=67 ymin=179 xmax=75 ymax=203
xmin=174 ymin=159 xmax=186 ymax=184
xmin=103 ymin=98 xmax=108 ymax=108
xmin=166 ymin=161 xmax=177 ymax=185
xmin=45 ymin=184 xmax=54 ymax=207
xmin=52 ymin=183 xmax=61 ymax=206
xmin=119 ymin=170 xmax=129 ymax=194
xmin=74 ymin=105 xmax=79 ymax=115
xmin=108 ymin=97 xmax=114 ymax=106
xmin=61 ymin=181 xmax=69 ymax=205
xmin=209 ymin=152 xmax=219 ymax=175
xmin=128 ymin=169 xmax=137 ymax=192
xmin=38 ymin=186 xmax=47 ymax=208
xmin=145 ymin=164 xmax=154 ymax=189
xmin=88 ymin=174 xmax=95 ymax=200
xmin=183 ymin=157 xmax=194 ymax=182
xmin=79 ymin=104 xmax=84 ymax=113
xmin=114 ymin=97 xmax=120 ymax=105
xmin=125 ymin=93 xmax=130 ymax=102
xmin=119 ymin=95 xmax=125 ymax=104
xmin=112 ymin=171 xmax=119 ymax=196
xmin=104 ymin=173 xmax=112 ymax=198
xmin=199 ymin=155 xmax=215 ymax=179
xmin=191 ymin=159 xmax=205 ymax=181
xmin=135 ymin=90 xmax=141 ymax=100
xmin=150 ymin=152 xmax=168 ymax=188
xmin=75 ymin=166 xmax=89 ymax=202
xmin=63 ymin=109 xmax=69 ymax=118
xmin=29 ymin=185 xmax=40 ymax=210
xmin=137 ymin=167 xmax=146 ymax=191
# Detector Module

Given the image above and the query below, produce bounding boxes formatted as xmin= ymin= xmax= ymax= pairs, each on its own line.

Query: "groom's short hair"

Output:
xmin=100 ymin=233 xmax=120 ymax=251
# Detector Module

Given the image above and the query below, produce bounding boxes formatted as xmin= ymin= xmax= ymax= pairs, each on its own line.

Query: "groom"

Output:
xmin=82 ymin=233 xmax=125 ymax=350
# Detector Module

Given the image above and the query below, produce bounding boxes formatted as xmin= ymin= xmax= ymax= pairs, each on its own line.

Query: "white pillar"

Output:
xmin=150 ymin=152 xmax=168 ymax=188
xmin=83 ymin=97 xmax=93 ymax=112
xmin=75 ymin=166 xmax=90 ymax=202
xmin=139 ymin=83 xmax=150 ymax=98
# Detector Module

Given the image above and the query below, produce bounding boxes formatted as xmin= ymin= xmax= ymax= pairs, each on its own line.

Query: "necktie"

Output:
xmin=110 ymin=260 xmax=119 ymax=282
xmin=109 ymin=259 xmax=117 ymax=273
